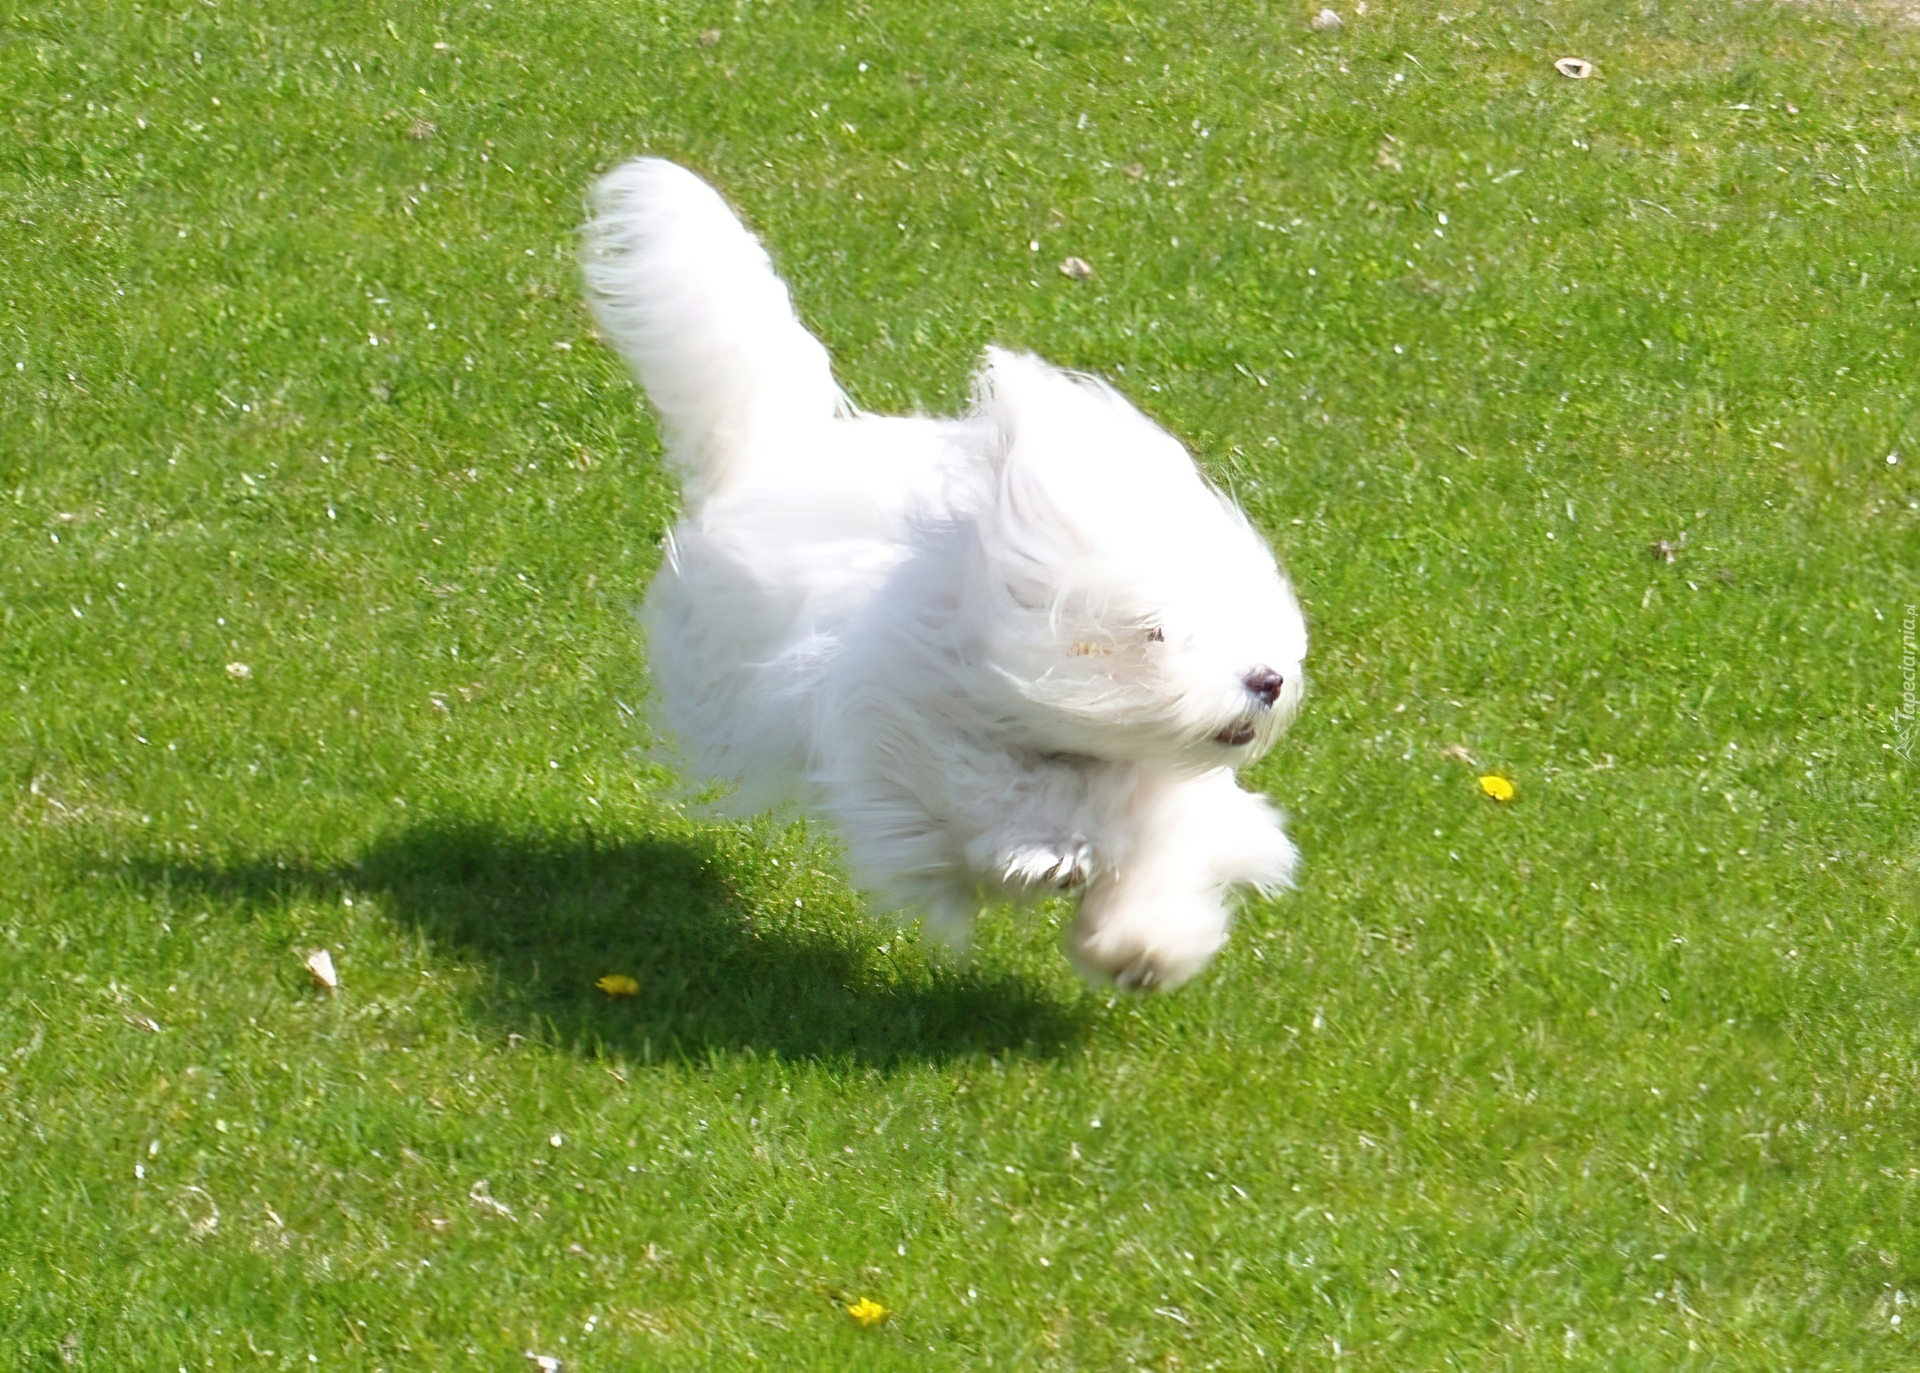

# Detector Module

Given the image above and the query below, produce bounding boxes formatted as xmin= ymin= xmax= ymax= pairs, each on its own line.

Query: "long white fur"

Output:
xmin=582 ymin=157 xmax=1309 ymax=990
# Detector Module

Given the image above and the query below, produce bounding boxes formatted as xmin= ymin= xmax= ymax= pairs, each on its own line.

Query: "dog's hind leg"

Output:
xmin=822 ymin=772 xmax=985 ymax=945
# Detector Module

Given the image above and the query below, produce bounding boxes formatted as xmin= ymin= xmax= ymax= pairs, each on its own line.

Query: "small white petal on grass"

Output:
xmin=526 ymin=1355 xmax=563 ymax=1373
xmin=1058 ymin=256 xmax=1095 ymax=281
xmin=123 ymin=1012 xmax=162 ymax=1033
xmin=179 ymin=1184 xmax=219 ymax=1239
xmin=1309 ymin=8 xmax=1343 ymax=31
xmin=304 ymin=948 xmax=338 ymax=991
xmin=225 ymin=662 xmax=251 ymax=679
xmin=468 ymin=1179 xmax=516 ymax=1219
xmin=1554 ymin=57 xmax=1594 ymax=78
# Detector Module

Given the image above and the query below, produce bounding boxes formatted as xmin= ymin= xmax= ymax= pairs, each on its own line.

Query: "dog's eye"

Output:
xmin=1144 ymin=625 xmax=1165 ymax=643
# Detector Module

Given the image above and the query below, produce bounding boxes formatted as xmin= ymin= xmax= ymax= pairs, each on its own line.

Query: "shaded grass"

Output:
xmin=137 ymin=820 xmax=1091 ymax=1067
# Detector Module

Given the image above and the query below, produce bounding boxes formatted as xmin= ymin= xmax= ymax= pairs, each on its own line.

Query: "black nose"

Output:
xmin=1243 ymin=668 xmax=1285 ymax=707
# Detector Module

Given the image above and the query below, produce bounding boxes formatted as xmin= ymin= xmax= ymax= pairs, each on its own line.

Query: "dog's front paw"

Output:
xmin=995 ymin=839 xmax=1094 ymax=892
xmin=1064 ymin=876 xmax=1230 ymax=993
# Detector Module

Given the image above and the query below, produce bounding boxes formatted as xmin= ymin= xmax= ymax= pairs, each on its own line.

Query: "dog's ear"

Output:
xmin=976 ymin=347 xmax=1209 ymax=548
xmin=977 ymin=347 xmax=1142 ymax=475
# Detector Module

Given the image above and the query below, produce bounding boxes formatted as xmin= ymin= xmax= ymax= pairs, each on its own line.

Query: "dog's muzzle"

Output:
xmin=1211 ymin=668 xmax=1285 ymax=746
xmin=1242 ymin=668 xmax=1285 ymax=706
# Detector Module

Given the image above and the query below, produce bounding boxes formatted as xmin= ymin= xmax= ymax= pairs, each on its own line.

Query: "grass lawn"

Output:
xmin=5 ymin=0 xmax=1919 ymax=1366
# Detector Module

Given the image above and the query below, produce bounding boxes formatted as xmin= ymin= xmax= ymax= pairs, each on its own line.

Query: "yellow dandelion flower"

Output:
xmin=595 ymin=974 xmax=639 ymax=997
xmin=846 ymin=1297 xmax=888 ymax=1326
xmin=1478 ymin=774 xmax=1515 ymax=802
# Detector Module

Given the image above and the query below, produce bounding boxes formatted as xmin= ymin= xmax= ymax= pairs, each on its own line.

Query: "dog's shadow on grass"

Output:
xmin=143 ymin=819 xmax=1088 ymax=1069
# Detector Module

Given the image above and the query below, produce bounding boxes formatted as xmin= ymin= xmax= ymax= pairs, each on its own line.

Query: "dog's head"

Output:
xmin=969 ymin=349 xmax=1307 ymax=767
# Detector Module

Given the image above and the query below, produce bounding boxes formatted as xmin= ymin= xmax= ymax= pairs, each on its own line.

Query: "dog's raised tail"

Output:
xmin=582 ymin=158 xmax=846 ymax=498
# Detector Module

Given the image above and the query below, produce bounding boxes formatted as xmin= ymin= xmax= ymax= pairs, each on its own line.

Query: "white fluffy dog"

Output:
xmin=582 ymin=159 xmax=1307 ymax=989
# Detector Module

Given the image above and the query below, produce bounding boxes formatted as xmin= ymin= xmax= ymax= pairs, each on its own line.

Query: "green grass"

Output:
xmin=4 ymin=0 xmax=1919 ymax=1366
